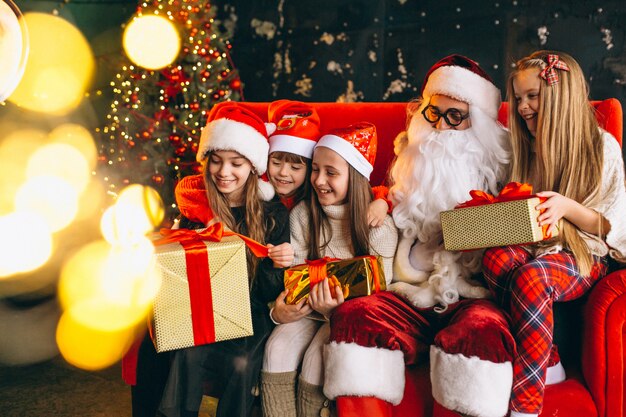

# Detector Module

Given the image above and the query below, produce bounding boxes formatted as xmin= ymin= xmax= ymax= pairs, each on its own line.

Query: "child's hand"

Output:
xmin=267 ymin=243 xmax=294 ymax=268
xmin=308 ymin=277 xmax=345 ymax=318
xmin=367 ymin=199 xmax=389 ymax=227
xmin=535 ymin=191 xmax=574 ymax=228
xmin=271 ymin=290 xmax=313 ymax=324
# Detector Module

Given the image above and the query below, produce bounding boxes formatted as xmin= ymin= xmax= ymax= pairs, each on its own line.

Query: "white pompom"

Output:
xmin=258 ymin=179 xmax=275 ymax=201
xmin=265 ymin=122 xmax=277 ymax=137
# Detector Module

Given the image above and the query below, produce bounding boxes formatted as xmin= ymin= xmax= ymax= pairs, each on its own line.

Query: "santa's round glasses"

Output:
xmin=421 ymin=105 xmax=470 ymax=127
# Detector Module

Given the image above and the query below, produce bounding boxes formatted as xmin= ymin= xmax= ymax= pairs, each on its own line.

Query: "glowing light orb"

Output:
xmin=117 ymin=184 xmax=165 ymax=227
xmin=48 ymin=124 xmax=97 ymax=169
xmin=0 ymin=0 xmax=28 ymax=101
xmin=14 ymin=176 xmax=79 ymax=232
xmin=123 ymin=14 xmax=181 ymax=70
xmin=58 ymin=239 xmax=160 ymax=332
xmin=0 ymin=211 xmax=52 ymax=277
xmin=27 ymin=143 xmax=90 ymax=193
xmin=7 ymin=12 xmax=94 ymax=115
xmin=0 ymin=128 xmax=46 ymax=215
xmin=56 ymin=309 xmax=136 ymax=371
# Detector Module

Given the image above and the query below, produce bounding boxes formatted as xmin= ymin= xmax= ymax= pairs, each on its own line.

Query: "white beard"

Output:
xmin=388 ymin=106 xmax=509 ymax=310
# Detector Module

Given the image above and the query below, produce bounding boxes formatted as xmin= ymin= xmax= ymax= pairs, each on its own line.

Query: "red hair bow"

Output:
xmin=540 ymin=54 xmax=570 ymax=86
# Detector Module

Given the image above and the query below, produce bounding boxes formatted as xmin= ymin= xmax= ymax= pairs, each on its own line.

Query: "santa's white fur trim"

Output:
xmin=197 ymin=118 xmax=269 ymax=174
xmin=430 ymin=345 xmax=512 ymax=417
xmin=258 ymin=179 xmax=275 ymax=201
xmin=316 ymin=134 xmax=373 ymax=179
xmin=422 ymin=65 xmax=501 ymax=119
xmin=323 ymin=342 xmax=405 ymax=405
xmin=269 ymin=134 xmax=317 ymax=159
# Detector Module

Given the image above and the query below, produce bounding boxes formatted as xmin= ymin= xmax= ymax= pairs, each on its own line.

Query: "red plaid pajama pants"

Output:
xmin=482 ymin=246 xmax=608 ymax=414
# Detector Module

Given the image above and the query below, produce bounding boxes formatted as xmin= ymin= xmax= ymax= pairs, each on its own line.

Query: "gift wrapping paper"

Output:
xmin=284 ymin=255 xmax=386 ymax=305
xmin=440 ymin=197 xmax=548 ymax=251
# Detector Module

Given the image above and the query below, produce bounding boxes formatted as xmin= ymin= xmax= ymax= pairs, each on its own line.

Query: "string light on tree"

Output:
xmin=97 ymin=0 xmax=243 ymax=224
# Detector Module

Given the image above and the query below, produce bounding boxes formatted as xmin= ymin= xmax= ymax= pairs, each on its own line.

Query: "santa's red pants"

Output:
xmin=325 ymin=291 xmax=516 ymax=417
xmin=482 ymin=246 xmax=608 ymax=415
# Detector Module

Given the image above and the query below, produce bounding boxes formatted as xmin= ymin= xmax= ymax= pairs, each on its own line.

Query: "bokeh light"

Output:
xmin=48 ymin=124 xmax=97 ymax=169
xmin=7 ymin=12 xmax=94 ymax=115
xmin=14 ymin=176 xmax=79 ymax=232
xmin=58 ymin=239 xmax=160 ymax=332
xmin=56 ymin=309 xmax=136 ymax=371
xmin=101 ymin=184 xmax=164 ymax=245
xmin=123 ymin=14 xmax=181 ymax=70
xmin=117 ymin=184 xmax=165 ymax=227
xmin=0 ymin=0 xmax=29 ymax=102
xmin=0 ymin=128 xmax=46 ymax=215
xmin=27 ymin=143 xmax=90 ymax=193
xmin=0 ymin=211 xmax=52 ymax=277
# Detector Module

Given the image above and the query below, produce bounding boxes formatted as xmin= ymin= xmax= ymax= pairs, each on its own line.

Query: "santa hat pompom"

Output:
xmin=258 ymin=178 xmax=275 ymax=201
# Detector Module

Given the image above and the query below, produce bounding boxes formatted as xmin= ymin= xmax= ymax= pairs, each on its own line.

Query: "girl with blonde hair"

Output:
xmin=482 ymin=50 xmax=626 ymax=417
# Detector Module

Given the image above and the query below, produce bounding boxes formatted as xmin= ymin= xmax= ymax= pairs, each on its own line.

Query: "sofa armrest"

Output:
xmin=582 ymin=268 xmax=626 ymax=417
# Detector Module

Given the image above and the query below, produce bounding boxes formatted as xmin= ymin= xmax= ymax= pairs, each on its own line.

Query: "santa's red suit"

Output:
xmin=323 ymin=55 xmax=518 ymax=417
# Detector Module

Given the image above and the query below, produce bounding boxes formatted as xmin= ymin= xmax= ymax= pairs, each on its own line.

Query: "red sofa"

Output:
xmin=217 ymin=99 xmax=624 ymax=417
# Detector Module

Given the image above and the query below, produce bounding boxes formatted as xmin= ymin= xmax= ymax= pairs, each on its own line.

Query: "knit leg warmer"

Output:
xmin=297 ymin=377 xmax=332 ymax=417
xmin=261 ymin=370 xmax=298 ymax=417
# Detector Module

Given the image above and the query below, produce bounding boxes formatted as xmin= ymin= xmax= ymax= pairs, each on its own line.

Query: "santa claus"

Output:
xmin=389 ymin=54 xmax=510 ymax=310
xmin=323 ymin=55 xmax=516 ymax=417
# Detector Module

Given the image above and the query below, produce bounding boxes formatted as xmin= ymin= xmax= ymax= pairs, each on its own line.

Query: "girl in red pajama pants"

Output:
xmin=482 ymin=50 xmax=626 ymax=417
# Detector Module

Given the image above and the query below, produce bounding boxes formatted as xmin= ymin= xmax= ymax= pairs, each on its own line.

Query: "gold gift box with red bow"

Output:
xmin=284 ymin=255 xmax=386 ymax=305
xmin=440 ymin=182 xmax=557 ymax=251
xmin=149 ymin=225 xmax=266 ymax=352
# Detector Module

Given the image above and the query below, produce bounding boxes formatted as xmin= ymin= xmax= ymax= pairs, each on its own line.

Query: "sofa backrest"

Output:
xmin=216 ymin=99 xmax=622 ymax=187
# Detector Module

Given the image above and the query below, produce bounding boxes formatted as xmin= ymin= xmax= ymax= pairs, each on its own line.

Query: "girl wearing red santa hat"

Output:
xmin=482 ymin=51 xmax=626 ymax=417
xmin=260 ymin=122 xmax=398 ymax=417
xmin=132 ymin=102 xmax=294 ymax=417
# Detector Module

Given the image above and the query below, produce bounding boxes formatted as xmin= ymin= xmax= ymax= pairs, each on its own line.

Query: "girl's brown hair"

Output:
xmin=507 ymin=50 xmax=604 ymax=276
xmin=307 ymin=164 xmax=373 ymax=259
xmin=204 ymin=153 xmax=269 ymax=281
xmin=269 ymin=151 xmax=312 ymax=203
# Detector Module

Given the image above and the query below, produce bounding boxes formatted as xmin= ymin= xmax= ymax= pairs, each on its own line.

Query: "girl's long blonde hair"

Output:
xmin=203 ymin=154 xmax=268 ymax=282
xmin=307 ymin=165 xmax=373 ymax=260
xmin=507 ymin=50 xmax=604 ymax=276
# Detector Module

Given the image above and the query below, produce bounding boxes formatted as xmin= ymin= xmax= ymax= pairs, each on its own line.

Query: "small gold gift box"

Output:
xmin=284 ymin=255 xmax=386 ymax=305
xmin=150 ymin=232 xmax=253 ymax=352
xmin=440 ymin=197 xmax=555 ymax=251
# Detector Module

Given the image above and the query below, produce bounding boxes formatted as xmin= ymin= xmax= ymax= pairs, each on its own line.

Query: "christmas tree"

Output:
xmin=97 ymin=0 xmax=242 ymax=223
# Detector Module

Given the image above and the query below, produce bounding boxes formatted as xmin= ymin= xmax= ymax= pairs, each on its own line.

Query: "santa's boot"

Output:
xmin=260 ymin=370 xmax=297 ymax=417
xmin=297 ymin=378 xmax=332 ymax=417
xmin=336 ymin=396 xmax=392 ymax=417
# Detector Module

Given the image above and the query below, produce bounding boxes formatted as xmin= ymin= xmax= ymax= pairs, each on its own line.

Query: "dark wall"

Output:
xmin=14 ymin=0 xmax=626 ymax=134
xmin=223 ymin=0 xmax=626 ymax=107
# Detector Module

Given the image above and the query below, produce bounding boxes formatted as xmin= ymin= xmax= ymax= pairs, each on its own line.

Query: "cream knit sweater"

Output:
xmin=289 ymin=202 xmax=398 ymax=284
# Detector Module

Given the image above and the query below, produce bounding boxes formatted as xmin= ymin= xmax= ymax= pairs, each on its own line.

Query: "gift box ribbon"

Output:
xmin=455 ymin=182 xmax=553 ymax=239
xmin=153 ymin=223 xmax=268 ymax=346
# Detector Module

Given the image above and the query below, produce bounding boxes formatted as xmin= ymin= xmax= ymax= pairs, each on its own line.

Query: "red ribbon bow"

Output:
xmin=540 ymin=54 xmax=570 ymax=86
xmin=455 ymin=182 xmax=553 ymax=239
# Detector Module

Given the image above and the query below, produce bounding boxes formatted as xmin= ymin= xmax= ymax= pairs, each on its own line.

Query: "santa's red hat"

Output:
xmin=421 ymin=54 xmax=501 ymax=119
xmin=315 ymin=122 xmax=377 ymax=179
xmin=268 ymin=100 xmax=321 ymax=158
xmin=197 ymin=102 xmax=274 ymax=200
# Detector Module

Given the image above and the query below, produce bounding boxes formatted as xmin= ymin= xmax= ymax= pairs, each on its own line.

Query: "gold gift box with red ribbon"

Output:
xmin=150 ymin=224 xmax=268 ymax=353
xmin=284 ymin=255 xmax=386 ymax=305
xmin=440 ymin=182 xmax=557 ymax=251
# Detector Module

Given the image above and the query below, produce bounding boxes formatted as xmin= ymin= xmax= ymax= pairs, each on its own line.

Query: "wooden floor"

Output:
xmin=0 ymin=356 xmax=131 ymax=417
